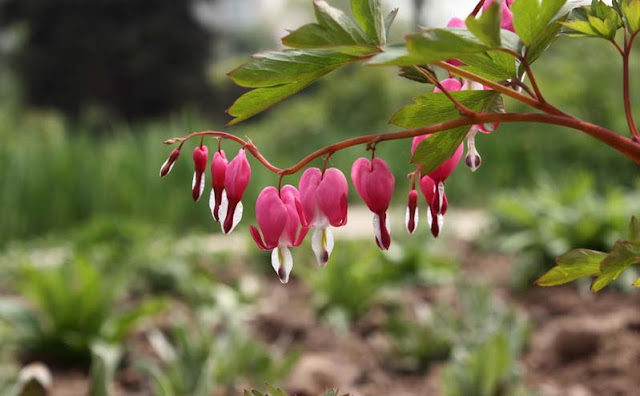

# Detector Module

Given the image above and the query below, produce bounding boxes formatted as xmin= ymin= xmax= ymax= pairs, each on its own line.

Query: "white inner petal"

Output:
xmin=228 ymin=200 xmax=243 ymax=234
xmin=372 ymin=213 xmax=382 ymax=247
xmin=438 ymin=181 xmax=445 ymax=212
xmin=159 ymin=158 xmax=174 ymax=177
xmin=218 ymin=190 xmax=229 ymax=231
xmin=437 ymin=213 xmax=444 ymax=233
xmin=405 ymin=205 xmax=419 ymax=235
xmin=198 ymin=174 xmax=205 ymax=200
xmin=191 ymin=172 xmax=197 ymax=189
xmin=311 ymin=228 xmax=323 ymax=266
xmin=271 ymin=246 xmax=293 ymax=284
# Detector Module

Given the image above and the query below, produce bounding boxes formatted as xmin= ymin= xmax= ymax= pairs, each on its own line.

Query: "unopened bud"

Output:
xmin=192 ymin=145 xmax=209 ymax=202
xmin=159 ymin=148 xmax=181 ymax=177
xmin=405 ymin=189 xmax=419 ymax=234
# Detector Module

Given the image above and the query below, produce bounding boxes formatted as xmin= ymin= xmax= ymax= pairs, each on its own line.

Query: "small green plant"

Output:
xmin=385 ymin=283 xmax=530 ymax=373
xmin=301 ymin=238 xmax=457 ymax=327
xmin=486 ymin=173 xmax=640 ymax=291
xmin=245 ymin=385 xmax=349 ymax=396
xmin=442 ymin=330 xmax=531 ymax=396
xmin=0 ymin=259 xmax=163 ymax=366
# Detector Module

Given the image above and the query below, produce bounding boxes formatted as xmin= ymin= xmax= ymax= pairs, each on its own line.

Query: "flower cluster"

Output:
xmin=158 ymin=2 xmax=505 ymax=284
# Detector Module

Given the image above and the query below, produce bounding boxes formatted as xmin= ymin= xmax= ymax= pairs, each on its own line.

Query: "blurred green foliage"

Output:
xmin=299 ymin=237 xmax=458 ymax=327
xmin=0 ymin=258 xmax=164 ymax=366
xmin=385 ymin=283 xmax=530 ymax=374
xmin=485 ymin=172 xmax=640 ymax=291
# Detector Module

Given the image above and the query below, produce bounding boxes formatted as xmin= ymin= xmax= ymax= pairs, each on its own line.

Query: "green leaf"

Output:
xmin=384 ymin=8 xmax=399 ymax=41
xmin=458 ymin=51 xmax=517 ymax=81
xmin=536 ymin=249 xmax=606 ymax=286
xmin=628 ymin=215 xmax=640 ymax=242
xmin=227 ymin=70 xmax=331 ymax=125
xmin=512 ymin=0 xmax=567 ymax=46
xmin=366 ymin=45 xmax=426 ymax=66
xmin=390 ymin=90 xmax=495 ymax=129
xmin=465 ymin=1 xmax=502 ymax=47
xmin=282 ymin=24 xmax=336 ymax=48
xmin=632 ymin=277 xmax=640 ymax=287
xmin=351 ymin=0 xmax=385 ymax=44
xmin=561 ymin=19 xmax=600 ymax=36
xmin=592 ymin=241 xmax=640 ymax=292
xmin=313 ymin=0 xmax=375 ymax=46
xmin=229 ymin=50 xmax=363 ymax=87
xmin=398 ymin=65 xmax=437 ymax=84
xmin=227 ymin=48 xmax=376 ymax=124
xmin=526 ymin=15 xmax=565 ymax=63
xmin=622 ymin=0 xmax=640 ymax=32
xmin=411 ymin=126 xmax=468 ymax=174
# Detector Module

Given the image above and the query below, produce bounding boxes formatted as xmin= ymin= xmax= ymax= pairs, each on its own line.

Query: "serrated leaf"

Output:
xmin=411 ymin=127 xmax=468 ymax=174
xmin=458 ymin=51 xmax=517 ymax=81
xmin=227 ymin=70 xmax=330 ymax=125
xmin=390 ymin=90 xmax=495 ymax=129
xmin=351 ymin=0 xmax=385 ymax=45
xmin=629 ymin=216 xmax=640 ymax=242
xmin=314 ymin=0 xmax=375 ymax=46
xmin=536 ymin=249 xmax=606 ymax=286
xmin=282 ymin=24 xmax=336 ymax=48
xmin=512 ymin=0 xmax=567 ymax=46
xmin=366 ymin=45 xmax=426 ymax=66
xmin=466 ymin=0 xmax=502 ymax=47
xmin=561 ymin=20 xmax=599 ymax=36
xmin=227 ymin=48 xmax=376 ymax=124
xmin=229 ymin=50 xmax=363 ymax=87
xmin=591 ymin=241 xmax=640 ymax=292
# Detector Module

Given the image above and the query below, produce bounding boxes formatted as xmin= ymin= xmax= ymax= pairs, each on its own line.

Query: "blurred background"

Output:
xmin=0 ymin=0 xmax=638 ymax=395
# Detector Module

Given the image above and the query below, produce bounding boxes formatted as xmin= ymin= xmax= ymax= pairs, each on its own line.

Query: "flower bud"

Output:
xmin=191 ymin=145 xmax=208 ymax=202
xmin=351 ymin=157 xmax=395 ymax=250
xmin=405 ymin=188 xmax=419 ymax=234
xmin=209 ymin=150 xmax=228 ymax=221
xmin=159 ymin=148 xmax=181 ymax=177
xmin=219 ymin=149 xmax=251 ymax=234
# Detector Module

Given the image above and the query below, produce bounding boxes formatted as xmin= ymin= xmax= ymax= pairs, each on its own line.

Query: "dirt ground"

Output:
xmin=43 ymin=209 xmax=640 ymax=396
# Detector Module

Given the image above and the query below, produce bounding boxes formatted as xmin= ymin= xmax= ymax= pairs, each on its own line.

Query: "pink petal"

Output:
xmin=363 ymin=158 xmax=394 ymax=214
xmin=434 ymin=78 xmax=462 ymax=93
xmin=255 ymin=186 xmax=287 ymax=248
xmin=316 ymin=168 xmax=348 ymax=227
xmin=299 ymin=167 xmax=322 ymax=225
xmin=225 ymin=149 xmax=251 ymax=201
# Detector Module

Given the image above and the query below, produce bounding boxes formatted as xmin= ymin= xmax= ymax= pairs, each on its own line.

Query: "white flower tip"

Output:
xmin=405 ymin=205 xmax=418 ymax=235
xmin=312 ymin=227 xmax=334 ymax=267
xmin=272 ymin=246 xmax=293 ymax=284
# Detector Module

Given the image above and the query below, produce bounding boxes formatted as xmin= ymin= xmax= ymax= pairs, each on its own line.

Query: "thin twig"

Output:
xmin=414 ymin=66 xmax=476 ymax=116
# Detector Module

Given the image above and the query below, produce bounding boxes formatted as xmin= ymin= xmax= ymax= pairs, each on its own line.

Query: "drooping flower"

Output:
xmin=299 ymin=167 xmax=348 ymax=266
xmin=191 ymin=145 xmax=208 ymax=202
xmin=351 ymin=157 xmax=395 ymax=250
xmin=482 ymin=0 xmax=514 ymax=32
xmin=218 ymin=148 xmax=251 ymax=234
xmin=405 ymin=187 xmax=419 ymax=234
xmin=209 ymin=150 xmax=228 ymax=222
xmin=159 ymin=147 xmax=181 ymax=178
xmin=412 ymin=123 xmax=463 ymax=237
xmin=250 ymin=185 xmax=309 ymax=283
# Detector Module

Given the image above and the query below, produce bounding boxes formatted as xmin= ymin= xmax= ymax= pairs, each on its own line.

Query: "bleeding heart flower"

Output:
xmin=159 ymin=147 xmax=181 ymax=178
xmin=405 ymin=188 xmax=419 ymax=234
xmin=209 ymin=150 xmax=228 ymax=222
xmin=218 ymin=149 xmax=251 ymax=234
xmin=250 ymin=185 xmax=309 ymax=283
xmin=191 ymin=145 xmax=208 ymax=202
xmin=299 ymin=167 xmax=348 ymax=266
xmin=351 ymin=157 xmax=395 ymax=250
